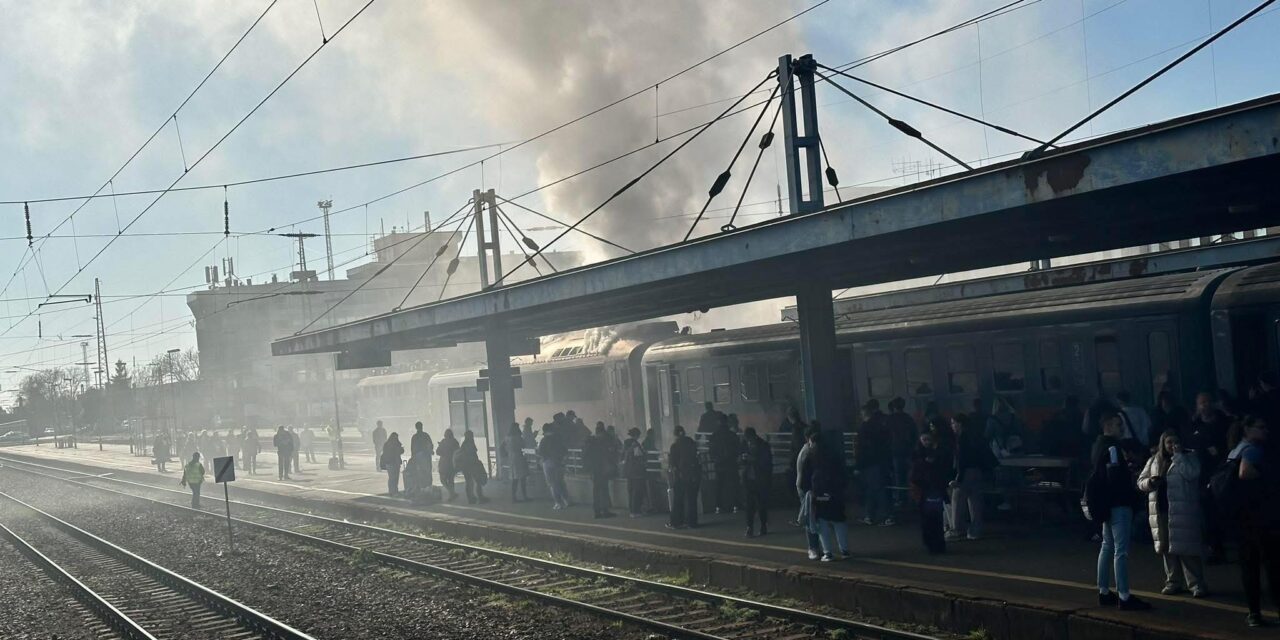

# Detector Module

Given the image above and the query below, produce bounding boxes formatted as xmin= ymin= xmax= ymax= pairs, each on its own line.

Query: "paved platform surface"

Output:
xmin=3 ymin=442 xmax=1277 ymax=639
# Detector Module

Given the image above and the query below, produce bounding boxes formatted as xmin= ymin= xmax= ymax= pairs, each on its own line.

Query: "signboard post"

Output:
xmin=212 ymin=456 xmax=236 ymax=552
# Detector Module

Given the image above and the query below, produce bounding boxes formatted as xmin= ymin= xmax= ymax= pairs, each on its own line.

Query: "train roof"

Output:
xmin=646 ymin=267 xmax=1236 ymax=357
xmin=1211 ymin=261 xmax=1280 ymax=309
xmin=355 ymin=370 xmax=432 ymax=388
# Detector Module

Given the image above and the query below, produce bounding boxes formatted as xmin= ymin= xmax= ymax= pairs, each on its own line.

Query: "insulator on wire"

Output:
xmin=446 ymin=257 xmax=459 ymax=275
xmin=758 ymin=131 xmax=774 ymax=150
xmin=708 ymin=171 xmax=731 ymax=198
xmin=522 ymin=237 xmax=540 ymax=251
xmin=825 ymin=167 xmax=840 ymax=187
xmin=24 ymin=202 xmax=33 ymax=246
xmin=889 ymin=118 xmax=921 ymax=138
xmin=223 ymin=191 xmax=230 ymax=237
xmin=435 ymin=243 xmax=450 ymax=257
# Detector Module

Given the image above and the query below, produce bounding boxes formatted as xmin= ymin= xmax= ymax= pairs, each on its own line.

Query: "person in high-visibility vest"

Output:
xmin=179 ymin=452 xmax=205 ymax=509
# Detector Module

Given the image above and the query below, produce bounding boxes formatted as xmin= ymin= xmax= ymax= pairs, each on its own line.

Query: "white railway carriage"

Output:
xmin=354 ymin=371 xmax=431 ymax=437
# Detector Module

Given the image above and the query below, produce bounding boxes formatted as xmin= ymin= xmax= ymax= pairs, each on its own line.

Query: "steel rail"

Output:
xmin=0 ymin=520 xmax=153 ymax=640
xmin=0 ymin=488 xmax=316 ymax=640
xmin=0 ymin=454 xmax=937 ymax=640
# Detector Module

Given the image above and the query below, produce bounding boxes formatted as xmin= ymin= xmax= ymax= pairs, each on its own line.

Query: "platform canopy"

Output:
xmin=274 ymin=93 xmax=1280 ymax=357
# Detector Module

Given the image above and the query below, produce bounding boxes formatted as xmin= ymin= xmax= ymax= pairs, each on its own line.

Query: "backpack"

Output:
xmin=1080 ymin=466 xmax=1112 ymax=522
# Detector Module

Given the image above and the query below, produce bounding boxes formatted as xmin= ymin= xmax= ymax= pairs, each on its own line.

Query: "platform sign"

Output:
xmin=211 ymin=456 xmax=235 ymax=552
xmin=213 ymin=456 xmax=235 ymax=483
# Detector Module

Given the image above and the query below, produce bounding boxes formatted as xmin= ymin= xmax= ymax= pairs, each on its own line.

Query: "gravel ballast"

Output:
xmin=0 ymin=468 xmax=653 ymax=640
xmin=0 ymin=531 xmax=113 ymax=639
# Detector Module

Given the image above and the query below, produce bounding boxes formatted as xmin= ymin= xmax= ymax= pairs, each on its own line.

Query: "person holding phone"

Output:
xmin=1138 ymin=430 xmax=1207 ymax=597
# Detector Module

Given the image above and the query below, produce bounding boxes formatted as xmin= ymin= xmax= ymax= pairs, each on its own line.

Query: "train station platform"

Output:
xmin=1 ymin=442 xmax=1273 ymax=640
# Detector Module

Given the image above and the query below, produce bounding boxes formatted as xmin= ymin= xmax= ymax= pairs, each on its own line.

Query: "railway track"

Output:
xmin=0 ymin=454 xmax=938 ymax=640
xmin=0 ymin=487 xmax=314 ymax=640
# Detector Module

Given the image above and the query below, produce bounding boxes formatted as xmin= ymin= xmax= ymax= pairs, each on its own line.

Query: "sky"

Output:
xmin=0 ymin=0 xmax=1277 ymax=399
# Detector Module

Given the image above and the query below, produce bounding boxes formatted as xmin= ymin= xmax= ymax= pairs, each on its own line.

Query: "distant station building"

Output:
xmin=187 ymin=226 xmax=581 ymax=429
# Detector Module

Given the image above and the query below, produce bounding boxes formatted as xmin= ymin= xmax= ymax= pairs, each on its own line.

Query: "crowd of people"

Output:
xmin=141 ymin=374 xmax=1280 ymax=629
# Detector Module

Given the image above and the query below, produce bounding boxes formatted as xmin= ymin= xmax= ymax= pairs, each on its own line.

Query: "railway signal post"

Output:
xmin=213 ymin=455 xmax=236 ymax=552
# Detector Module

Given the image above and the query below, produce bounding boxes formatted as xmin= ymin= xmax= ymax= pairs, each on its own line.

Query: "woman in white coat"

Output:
xmin=1137 ymin=430 xmax=1208 ymax=597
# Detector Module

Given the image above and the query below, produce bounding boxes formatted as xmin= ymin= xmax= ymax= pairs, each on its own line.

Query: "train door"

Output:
xmin=646 ymin=364 xmax=681 ymax=442
xmin=1138 ymin=321 xmax=1180 ymax=406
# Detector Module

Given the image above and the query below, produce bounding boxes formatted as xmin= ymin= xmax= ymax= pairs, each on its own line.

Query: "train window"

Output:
xmin=671 ymin=371 xmax=682 ymax=407
xmin=686 ymin=366 xmax=704 ymax=404
xmin=1095 ymin=336 xmax=1123 ymax=394
xmin=619 ymin=367 xmax=630 ymax=389
xmin=904 ymin=349 xmax=933 ymax=396
xmin=739 ymin=363 xmax=762 ymax=402
xmin=517 ymin=372 xmax=549 ymax=404
xmin=947 ymin=346 xmax=978 ymax=395
xmin=551 ymin=367 xmax=604 ymax=403
xmin=866 ymin=352 xmax=894 ymax=399
xmin=447 ymin=387 xmax=468 ymax=429
xmin=992 ymin=343 xmax=1026 ymax=392
xmin=1040 ymin=341 xmax=1063 ymax=392
xmin=767 ymin=364 xmax=790 ymax=401
xmin=465 ymin=388 xmax=487 ymax=433
xmin=1148 ymin=332 xmax=1173 ymax=402
xmin=712 ymin=365 xmax=732 ymax=404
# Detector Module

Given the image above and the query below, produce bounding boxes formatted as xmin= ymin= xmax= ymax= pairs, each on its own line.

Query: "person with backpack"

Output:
xmin=799 ymin=429 xmax=849 ymax=562
xmin=1223 ymin=416 xmax=1279 ymax=627
xmin=1137 ymin=430 xmax=1207 ymax=597
xmin=1086 ymin=412 xmax=1152 ymax=611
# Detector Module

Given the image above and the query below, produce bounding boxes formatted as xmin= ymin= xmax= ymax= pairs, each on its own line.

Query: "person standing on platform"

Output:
xmin=382 ymin=432 xmax=404 ymax=497
xmin=1227 ymin=416 xmax=1279 ymax=628
xmin=1089 ymin=412 xmax=1151 ymax=611
xmin=538 ymin=423 xmax=570 ymax=510
xmin=521 ymin=418 xmax=538 ymax=451
xmin=244 ymin=428 xmax=260 ymax=475
xmin=1117 ymin=391 xmax=1153 ymax=450
xmin=371 ymin=420 xmax=388 ymax=471
xmin=667 ymin=425 xmax=700 ymax=529
xmin=152 ymin=433 xmax=170 ymax=473
xmin=289 ymin=427 xmax=302 ymax=473
xmin=910 ymin=430 xmax=951 ymax=554
xmin=1137 ymin=430 xmax=1208 ymax=598
xmin=436 ymin=429 xmax=460 ymax=501
xmin=740 ymin=427 xmax=772 ymax=538
xmin=948 ymin=414 xmax=995 ymax=542
xmin=623 ymin=427 xmax=648 ymax=517
xmin=179 ymin=452 xmax=205 ymax=508
xmin=780 ymin=407 xmax=807 ymax=478
xmin=856 ymin=399 xmax=893 ymax=526
xmin=697 ymin=401 xmax=724 ymax=435
xmin=456 ymin=430 xmax=488 ymax=504
xmin=301 ymin=426 xmax=317 ymax=463
xmin=1188 ymin=391 xmax=1230 ymax=563
xmin=583 ymin=424 xmax=616 ymax=518
xmin=795 ymin=427 xmax=822 ymax=559
xmin=504 ymin=423 xmax=530 ymax=503
xmin=272 ymin=426 xmax=294 ymax=481
xmin=708 ymin=417 xmax=741 ymax=514
xmin=887 ymin=397 xmax=918 ymax=508
xmin=803 ymin=430 xmax=849 ymax=562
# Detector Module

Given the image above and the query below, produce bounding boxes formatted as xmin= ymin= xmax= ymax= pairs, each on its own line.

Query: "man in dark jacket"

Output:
xmin=667 ymin=425 xmax=701 ymax=529
xmin=537 ymin=424 xmax=570 ymax=509
xmin=1091 ymin=412 xmax=1151 ymax=611
xmin=708 ymin=419 xmax=742 ymax=514
xmin=740 ymin=427 xmax=773 ymax=537
xmin=382 ymin=432 xmax=405 ymax=497
xmin=582 ymin=424 xmax=616 ymax=518
xmin=371 ymin=420 xmax=387 ymax=471
xmin=697 ymin=401 xmax=725 ymax=435
xmin=780 ymin=407 xmax=807 ymax=478
xmin=623 ymin=428 xmax=648 ymax=516
xmin=910 ymin=431 xmax=951 ymax=554
xmin=1187 ymin=391 xmax=1229 ymax=562
xmin=856 ymin=400 xmax=893 ymax=526
xmin=410 ymin=422 xmax=432 ymax=459
xmin=886 ymin=397 xmax=917 ymax=507
xmin=272 ymin=426 xmax=294 ymax=481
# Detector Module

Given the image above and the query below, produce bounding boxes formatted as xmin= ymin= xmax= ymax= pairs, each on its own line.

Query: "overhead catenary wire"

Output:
xmin=1030 ymin=0 xmax=1276 ymax=155
xmin=294 ymin=199 xmax=472 ymax=335
xmin=436 ymin=214 xmax=477 ymax=300
xmin=815 ymin=70 xmax=973 ymax=171
xmin=39 ymin=0 xmax=378 ymax=310
xmin=723 ymin=96 xmax=784 ymax=231
xmin=684 ymin=83 xmax=780 ymax=242
xmin=813 ymin=62 xmax=1051 ymax=148
xmin=394 ymin=215 xmax=469 ymax=310
xmin=494 ymin=204 xmax=556 ymax=275
xmin=495 ymin=71 xmax=777 ymax=287
xmin=494 ymin=196 xmax=634 ymax=255
xmin=492 ymin=209 xmax=545 ymax=278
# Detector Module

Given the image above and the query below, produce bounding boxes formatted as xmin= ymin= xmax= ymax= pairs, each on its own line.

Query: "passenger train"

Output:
xmin=356 ymin=260 xmax=1280 ymax=454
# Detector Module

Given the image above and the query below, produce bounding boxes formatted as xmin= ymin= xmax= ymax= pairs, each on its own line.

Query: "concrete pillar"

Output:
xmin=796 ymin=284 xmax=845 ymax=432
xmin=485 ymin=325 xmax=516 ymax=473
